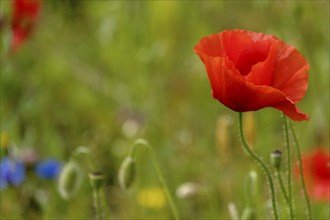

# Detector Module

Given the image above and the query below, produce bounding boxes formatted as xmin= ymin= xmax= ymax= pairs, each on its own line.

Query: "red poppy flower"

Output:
xmin=295 ymin=148 xmax=330 ymax=202
xmin=11 ymin=0 xmax=41 ymax=52
xmin=194 ymin=30 xmax=309 ymax=121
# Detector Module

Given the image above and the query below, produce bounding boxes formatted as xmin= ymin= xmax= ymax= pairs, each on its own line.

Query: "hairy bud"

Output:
xmin=118 ymin=156 xmax=135 ymax=190
xmin=89 ymin=171 xmax=105 ymax=191
xmin=58 ymin=160 xmax=82 ymax=199
xmin=271 ymin=150 xmax=282 ymax=170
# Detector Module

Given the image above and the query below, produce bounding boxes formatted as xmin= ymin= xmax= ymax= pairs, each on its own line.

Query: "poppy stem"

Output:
xmin=283 ymin=115 xmax=295 ymax=220
xmin=92 ymin=187 xmax=103 ymax=220
xmin=238 ymin=113 xmax=279 ymax=220
xmin=289 ymin=122 xmax=312 ymax=220
xmin=70 ymin=146 xmax=97 ymax=172
xmin=130 ymin=139 xmax=180 ymax=220
xmin=276 ymin=169 xmax=290 ymax=206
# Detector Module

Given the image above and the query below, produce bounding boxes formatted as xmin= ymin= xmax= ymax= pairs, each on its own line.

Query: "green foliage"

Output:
xmin=1 ymin=1 xmax=329 ymax=219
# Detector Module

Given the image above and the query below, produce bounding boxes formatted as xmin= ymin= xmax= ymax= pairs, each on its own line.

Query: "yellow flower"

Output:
xmin=137 ymin=187 xmax=166 ymax=210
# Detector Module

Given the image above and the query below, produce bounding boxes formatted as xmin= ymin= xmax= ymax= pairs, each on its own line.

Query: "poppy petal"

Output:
xmin=194 ymin=33 xmax=225 ymax=58
xmin=271 ymin=99 xmax=309 ymax=121
xmin=221 ymin=30 xmax=274 ymax=76
xmin=244 ymin=41 xmax=278 ymax=86
xmin=196 ymin=55 xmax=309 ymax=121
xmin=271 ymin=43 xmax=309 ymax=102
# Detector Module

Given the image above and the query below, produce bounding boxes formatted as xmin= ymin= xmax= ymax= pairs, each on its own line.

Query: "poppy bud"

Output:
xmin=89 ymin=171 xmax=105 ymax=191
xmin=118 ymin=156 xmax=135 ymax=190
xmin=271 ymin=150 xmax=282 ymax=170
xmin=58 ymin=160 xmax=82 ymax=199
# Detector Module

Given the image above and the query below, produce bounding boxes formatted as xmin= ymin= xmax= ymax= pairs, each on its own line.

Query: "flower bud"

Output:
xmin=118 ymin=156 xmax=135 ymax=190
xmin=271 ymin=150 xmax=282 ymax=170
xmin=89 ymin=171 xmax=105 ymax=191
xmin=58 ymin=160 xmax=82 ymax=199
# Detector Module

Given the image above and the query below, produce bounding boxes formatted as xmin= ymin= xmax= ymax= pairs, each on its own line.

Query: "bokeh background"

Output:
xmin=1 ymin=1 xmax=329 ymax=219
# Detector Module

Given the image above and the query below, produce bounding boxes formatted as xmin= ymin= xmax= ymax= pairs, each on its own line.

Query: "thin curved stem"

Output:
xmin=283 ymin=115 xmax=294 ymax=219
xmin=130 ymin=139 xmax=180 ymax=220
xmin=152 ymin=156 xmax=180 ymax=220
xmin=289 ymin=122 xmax=312 ymax=220
xmin=70 ymin=146 xmax=97 ymax=171
xmin=238 ymin=113 xmax=279 ymax=220
xmin=276 ymin=170 xmax=289 ymax=204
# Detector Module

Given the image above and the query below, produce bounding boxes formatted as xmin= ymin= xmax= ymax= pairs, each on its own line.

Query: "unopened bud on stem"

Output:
xmin=58 ymin=160 xmax=83 ymax=199
xmin=89 ymin=171 xmax=105 ymax=191
xmin=271 ymin=150 xmax=282 ymax=170
xmin=118 ymin=156 xmax=135 ymax=190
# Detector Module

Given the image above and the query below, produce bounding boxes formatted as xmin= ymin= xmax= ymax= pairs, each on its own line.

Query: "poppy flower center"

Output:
xmin=235 ymin=50 xmax=269 ymax=76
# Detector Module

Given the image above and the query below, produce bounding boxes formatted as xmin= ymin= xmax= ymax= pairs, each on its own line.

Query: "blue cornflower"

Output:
xmin=0 ymin=157 xmax=25 ymax=189
xmin=35 ymin=159 xmax=62 ymax=180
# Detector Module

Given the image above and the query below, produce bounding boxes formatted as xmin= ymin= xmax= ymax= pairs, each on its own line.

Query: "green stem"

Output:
xmin=283 ymin=115 xmax=294 ymax=219
xmin=130 ymin=139 xmax=180 ymax=220
xmin=276 ymin=170 xmax=289 ymax=205
xmin=289 ymin=122 xmax=312 ymax=220
xmin=93 ymin=188 xmax=103 ymax=220
xmin=152 ymin=157 xmax=180 ymax=220
xmin=238 ymin=113 xmax=278 ymax=220
xmin=70 ymin=146 xmax=97 ymax=171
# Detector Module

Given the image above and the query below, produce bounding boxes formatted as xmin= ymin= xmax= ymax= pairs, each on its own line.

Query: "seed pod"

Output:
xmin=118 ymin=156 xmax=135 ymax=190
xmin=58 ymin=160 xmax=82 ymax=199
xmin=89 ymin=171 xmax=105 ymax=191
xmin=271 ymin=150 xmax=282 ymax=170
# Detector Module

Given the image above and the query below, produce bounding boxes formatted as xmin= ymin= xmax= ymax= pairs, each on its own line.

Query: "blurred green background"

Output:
xmin=1 ymin=1 xmax=329 ymax=219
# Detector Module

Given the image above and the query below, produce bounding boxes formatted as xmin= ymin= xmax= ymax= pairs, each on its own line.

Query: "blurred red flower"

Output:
xmin=295 ymin=148 xmax=330 ymax=202
xmin=194 ymin=30 xmax=309 ymax=121
xmin=11 ymin=0 xmax=41 ymax=52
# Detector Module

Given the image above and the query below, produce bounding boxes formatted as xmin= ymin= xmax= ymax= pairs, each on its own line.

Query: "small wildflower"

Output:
xmin=137 ymin=187 xmax=166 ymax=210
xmin=36 ymin=159 xmax=62 ymax=180
xmin=0 ymin=156 xmax=25 ymax=189
xmin=11 ymin=0 xmax=41 ymax=52
xmin=295 ymin=148 xmax=330 ymax=202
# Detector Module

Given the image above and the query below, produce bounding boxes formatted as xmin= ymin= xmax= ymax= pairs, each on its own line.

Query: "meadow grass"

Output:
xmin=1 ymin=1 xmax=329 ymax=219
